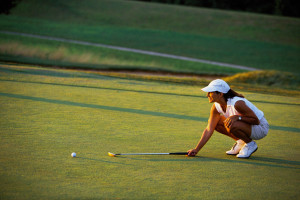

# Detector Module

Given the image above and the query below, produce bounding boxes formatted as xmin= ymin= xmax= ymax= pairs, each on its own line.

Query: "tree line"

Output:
xmin=1 ymin=0 xmax=299 ymax=18
xmin=1 ymin=0 xmax=21 ymax=14
xmin=131 ymin=0 xmax=299 ymax=18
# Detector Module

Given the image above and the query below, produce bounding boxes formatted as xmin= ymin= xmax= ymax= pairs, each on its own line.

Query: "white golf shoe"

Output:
xmin=236 ymin=141 xmax=258 ymax=158
xmin=226 ymin=140 xmax=245 ymax=155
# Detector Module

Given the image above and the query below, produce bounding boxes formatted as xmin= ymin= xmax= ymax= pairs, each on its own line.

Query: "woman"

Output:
xmin=188 ymin=79 xmax=269 ymax=158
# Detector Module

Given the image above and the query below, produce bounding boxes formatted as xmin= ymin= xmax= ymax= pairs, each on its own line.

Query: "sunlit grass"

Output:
xmin=0 ymin=41 xmax=102 ymax=64
xmin=224 ymin=70 xmax=300 ymax=90
xmin=93 ymin=70 xmax=300 ymax=96
xmin=0 ymin=34 xmax=243 ymax=75
xmin=0 ymin=64 xmax=299 ymax=199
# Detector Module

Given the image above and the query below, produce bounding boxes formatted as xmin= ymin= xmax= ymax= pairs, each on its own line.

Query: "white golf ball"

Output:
xmin=71 ymin=152 xmax=76 ymax=157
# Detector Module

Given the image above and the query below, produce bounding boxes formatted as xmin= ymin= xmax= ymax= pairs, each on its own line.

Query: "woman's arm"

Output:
xmin=188 ymin=104 xmax=221 ymax=156
xmin=224 ymin=100 xmax=259 ymax=128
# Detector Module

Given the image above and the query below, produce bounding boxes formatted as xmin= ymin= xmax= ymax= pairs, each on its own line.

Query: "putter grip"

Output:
xmin=169 ymin=152 xmax=188 ymax=155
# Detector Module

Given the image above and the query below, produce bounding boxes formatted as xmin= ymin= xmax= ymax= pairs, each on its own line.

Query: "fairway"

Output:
xmin=1 ymin=0 xmax=299 ymax=74
xmin=0 ymin=64 xmax=299 ymax=200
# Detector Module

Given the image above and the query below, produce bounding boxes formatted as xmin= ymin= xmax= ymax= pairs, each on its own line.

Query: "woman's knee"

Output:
xmin=215 ymin=123 xmax=224 ymax=133
xmin=215 ymin=121 xmax=230 ymax=135
xmin=226 ymin=123 xmax=239 ymax=133
xmin=227 ymin=122 xmax=251 ymax=138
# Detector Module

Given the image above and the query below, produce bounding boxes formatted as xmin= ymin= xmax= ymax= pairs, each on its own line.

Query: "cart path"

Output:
xmin=0 ymin=30 xmax=257 ymax=71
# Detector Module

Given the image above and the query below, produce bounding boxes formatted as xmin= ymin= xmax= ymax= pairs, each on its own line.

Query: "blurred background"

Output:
xmin=0 ymin=0 xmax=299 ymax=91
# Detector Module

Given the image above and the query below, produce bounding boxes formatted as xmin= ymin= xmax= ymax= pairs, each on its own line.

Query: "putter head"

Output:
xmin=108 ymin=152 xmax=116 ymax=157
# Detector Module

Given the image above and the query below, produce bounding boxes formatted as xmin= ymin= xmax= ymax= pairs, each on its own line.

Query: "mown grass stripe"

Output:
xmin=0 ymin=79 xmax=203 ymax=98
xmin=1 ymin=79 xmax=299 ymax=106
xmin=1 ymin=92 xmax=299 ymax=133
xmin=269 ymin=125 xmax=300 ymax=133
xmin=0 ymin=92 xmax=206 ymax=122
xmin=0 ymin=31 xmax=257 ymax=71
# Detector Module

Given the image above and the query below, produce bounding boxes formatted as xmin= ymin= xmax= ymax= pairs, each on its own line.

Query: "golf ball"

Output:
xmin=71 ymin=152 xmax=76 ymax=157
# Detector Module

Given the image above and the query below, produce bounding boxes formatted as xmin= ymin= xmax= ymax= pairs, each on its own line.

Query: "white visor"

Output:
xmin=201 ymin=79 xmax=230 ymax=93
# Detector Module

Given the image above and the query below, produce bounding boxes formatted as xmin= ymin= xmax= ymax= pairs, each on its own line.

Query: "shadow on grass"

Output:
xmin=1 ymin=63 xmax=300 ymax=106
xmin=0 ymin=64 xmax=116 ymax=80
xmin=0 ymin=78 xmax=203 ymax=98
xmin=78 ymin=156 xmax=133 ymax=166
xmin=126 ymin=156 xmax=300 ymax=169
xmin=1 ymin=91 xmax=299 ymax=133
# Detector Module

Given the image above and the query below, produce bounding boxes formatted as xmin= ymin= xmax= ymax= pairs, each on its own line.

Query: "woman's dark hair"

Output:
xmin=216 ymin=89 xmax=244 ymax=102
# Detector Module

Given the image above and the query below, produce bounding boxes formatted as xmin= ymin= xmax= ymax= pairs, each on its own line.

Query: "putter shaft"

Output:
xmin=108 ymin=152 xmax=188 ymax=157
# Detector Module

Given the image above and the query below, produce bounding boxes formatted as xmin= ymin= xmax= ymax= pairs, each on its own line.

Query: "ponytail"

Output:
xmin=223 ymin=89 xmax=244 ymax=102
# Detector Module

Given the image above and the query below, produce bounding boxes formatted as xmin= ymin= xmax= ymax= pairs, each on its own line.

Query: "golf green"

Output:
xmin=0 ymin=64 xmax=299 ymax=199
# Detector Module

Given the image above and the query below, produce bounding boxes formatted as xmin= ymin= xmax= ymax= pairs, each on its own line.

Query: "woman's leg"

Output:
xmin=215 ymin=116 xmax=239 ymax=140
xmin=226 ymin=121 xmax=258 ymax=158
xmin=226 ymin=121 xmax=252 ymax=143
xmin=216 ymin=116 xmax=244 ymax=155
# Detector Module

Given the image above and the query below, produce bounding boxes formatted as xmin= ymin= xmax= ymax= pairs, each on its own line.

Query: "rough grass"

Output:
xmin=0 ymin=34 xmax=243 ymax=75
xmin=0 ymin=42 xmax=107 ymax=64
xmin=224 ymin=70 xmax=300 ymax=89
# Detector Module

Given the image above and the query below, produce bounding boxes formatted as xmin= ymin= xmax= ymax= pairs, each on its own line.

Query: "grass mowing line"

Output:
xmin=268 ymin=125 xmax=300 ymax=133
xmin=0 ymin=30 xmax=257 ymax=71
xmin=1 ymin=78 xmax=299 ymax=107
xmin=0 ymin=92 xmax=299 ymax=133
xmin=0 ymin=92 xmax=207 ymax=122
xmin=0 ymin=78 xmax=205 ymax=98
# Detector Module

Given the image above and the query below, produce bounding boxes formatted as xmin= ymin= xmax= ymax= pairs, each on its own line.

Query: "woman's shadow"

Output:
xmin=130 ymin=155 xmax=300 ymax=169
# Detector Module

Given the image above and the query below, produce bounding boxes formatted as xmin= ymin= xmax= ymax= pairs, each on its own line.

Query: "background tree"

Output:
xmin=132 ymin=0 xmax=300 ymax=18
xmin=0 ymin=0 xmax=21 ymax=15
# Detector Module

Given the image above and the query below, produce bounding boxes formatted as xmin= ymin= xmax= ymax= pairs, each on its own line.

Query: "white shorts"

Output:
xmin=250 ymin=117 xmax=269 ymax=140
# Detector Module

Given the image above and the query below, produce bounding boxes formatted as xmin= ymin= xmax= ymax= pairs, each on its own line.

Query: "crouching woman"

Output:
xmin=188 ymin=79 xmax=269 ymax=158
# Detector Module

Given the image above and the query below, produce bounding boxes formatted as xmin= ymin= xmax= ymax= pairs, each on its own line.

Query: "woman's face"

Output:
xmin=207 ymin=92 xmax=221 ymax=103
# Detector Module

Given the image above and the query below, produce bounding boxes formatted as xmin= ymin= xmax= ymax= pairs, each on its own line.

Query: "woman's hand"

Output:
xmin=187 ymin=149 xmax=198 ymax=157
xmin=224 ymin=115 xmax=239 ymax=128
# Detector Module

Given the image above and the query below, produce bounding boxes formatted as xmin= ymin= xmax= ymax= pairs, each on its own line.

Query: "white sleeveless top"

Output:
xmin=215 ymin=97 xmax=264 ymax=120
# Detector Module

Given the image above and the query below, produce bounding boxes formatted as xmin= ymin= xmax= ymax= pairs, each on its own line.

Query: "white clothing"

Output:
xmin=214 ymin=97 xmax=264 ymax=120
xmin=215 ymin=97 xmax=268 ymax=140
xmin=250 ymin=117 xmax=269 ymax=140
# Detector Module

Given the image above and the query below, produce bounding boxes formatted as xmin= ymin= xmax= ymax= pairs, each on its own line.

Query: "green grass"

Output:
xmin=0 ymin=64 xmax=299 ymax=199
xmin=0 ymin=1 xmax=299 ymax=198
xmin=10 ymin=0 xmax=300 ymax=46
xmin=0 ymin=33 xmax=243 ymax=75
xmin=0 ymin=0 xmax=299 ymax=74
